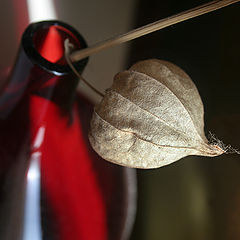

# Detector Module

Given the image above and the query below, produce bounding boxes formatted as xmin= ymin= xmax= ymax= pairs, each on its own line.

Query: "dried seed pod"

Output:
xmin=89 ymin=59 xmax=224 ymax=169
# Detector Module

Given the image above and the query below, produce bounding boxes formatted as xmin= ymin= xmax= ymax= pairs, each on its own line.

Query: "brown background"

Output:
xmin=128 ymin=1 xmax=240 ymax=240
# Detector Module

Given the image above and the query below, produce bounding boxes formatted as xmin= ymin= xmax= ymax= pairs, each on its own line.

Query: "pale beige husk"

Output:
xmin=89 ymin=59 xmax=224 ymax=169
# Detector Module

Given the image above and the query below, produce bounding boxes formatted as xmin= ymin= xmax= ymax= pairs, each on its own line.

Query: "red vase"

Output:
xmin=0 ymin=20 xmax=136 ymax=240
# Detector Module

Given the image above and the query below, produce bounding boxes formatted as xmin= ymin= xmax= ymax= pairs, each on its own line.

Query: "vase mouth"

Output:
xmin=22 ymin=20 xmax=88 ymax=76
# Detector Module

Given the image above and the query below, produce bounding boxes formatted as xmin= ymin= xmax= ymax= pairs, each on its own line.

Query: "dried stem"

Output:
xmin=70 ymin=0 xmax=240 ymax=62
xmin=64 ymin=39 xmax=104 ymax=97
xmin=208 ymin=132 xmax=240 ymax=154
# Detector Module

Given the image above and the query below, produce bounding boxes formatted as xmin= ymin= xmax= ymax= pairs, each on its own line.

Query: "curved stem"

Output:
xmin=70 ymin=0 xmax=240 ymax=62
xmin=64 ymin=39 xmax=104 ymax=98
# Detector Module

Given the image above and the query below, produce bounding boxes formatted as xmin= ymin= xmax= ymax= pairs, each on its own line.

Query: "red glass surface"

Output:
xmin=30 ymin=97 xmax=107 ymax=240
xmin=30 ymin=21 xmax=107 ymax=240
xmin=0 ymin=20 xmax=135 ymax=240
xmin=33 ymin=25 xmax=81 ymax=64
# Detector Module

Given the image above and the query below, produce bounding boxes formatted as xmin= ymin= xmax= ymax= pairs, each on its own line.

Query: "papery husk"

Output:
xmin=89 ymin=59 xmax=224 ymax=169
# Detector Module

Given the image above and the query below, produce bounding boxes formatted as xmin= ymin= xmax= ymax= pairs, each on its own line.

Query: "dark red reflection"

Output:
xmin=33 ymin=25 xmax=81 ymax=64
xmin=30 ymin=24 xmax=107 ymax=239
xmin=30 ymin=96 xmax=107 ymax=240
xmin=0 ymin=20 xmax=134 ymax=240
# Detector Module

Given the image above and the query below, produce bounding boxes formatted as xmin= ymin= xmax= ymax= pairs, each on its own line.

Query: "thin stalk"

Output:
xmin=70 ymin=0 xmax=240 ymax=62
xmin=64 ymin=39 xmax=104 ymax=97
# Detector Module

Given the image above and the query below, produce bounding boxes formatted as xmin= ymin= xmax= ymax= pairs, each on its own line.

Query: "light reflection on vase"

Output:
xmin=0 ymin=20 xmax=136 ymax=240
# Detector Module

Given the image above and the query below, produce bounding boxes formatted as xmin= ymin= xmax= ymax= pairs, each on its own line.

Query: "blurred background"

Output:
xmin=0 ymin=0 xmax=240 ymax=240
xmin=128 ymin=1 xmax=240 ymax=240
